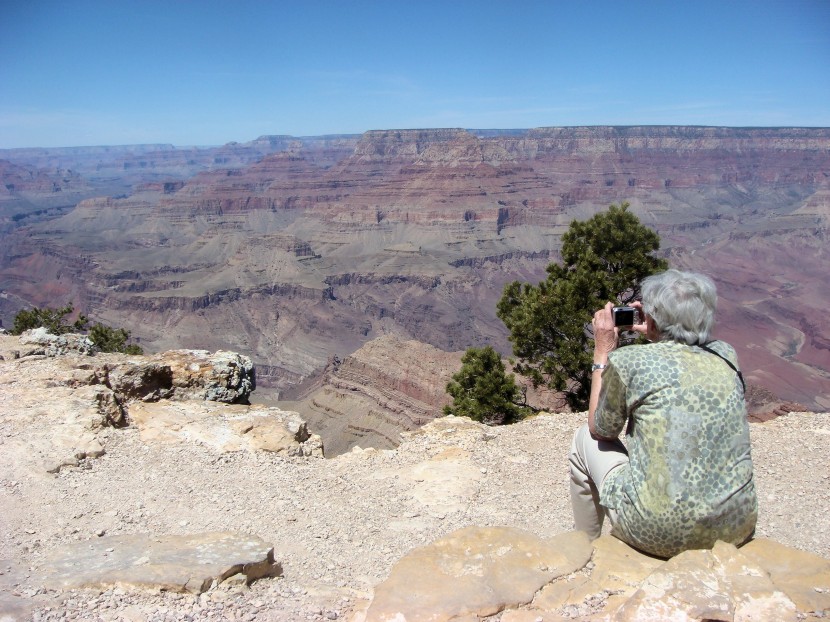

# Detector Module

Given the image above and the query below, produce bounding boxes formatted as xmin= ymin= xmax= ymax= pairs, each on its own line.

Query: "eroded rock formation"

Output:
xmin=0 ymin=332 xmax=321 ymax=473
xmin=356 ymin=530 xmax=830 ymax=622
xmin=1 ymin=127 xmax=828 ymax=415
xmin=286 ymin=334 xmax=563 ymax=456
xmin=287 ymin=334 xmax=461 ymax=455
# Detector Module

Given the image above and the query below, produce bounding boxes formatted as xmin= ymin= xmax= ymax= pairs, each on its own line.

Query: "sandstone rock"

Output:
xmin=363 ymin=527 xmax=592 ymax=622
xmin=19 ymin=328 xmax=96 ymax=356
xmin=406 ymin=414 xmax=495 ymax=438
xmin=0 ymin=374 xmax=116 ymax=473
xmin=40 ymin=532 xmax=281 ymax=594
xmin=154 ymin=349 xmax=255 ymax=404
xmin=0 ymin=342 xmax=317 ymax=474
xmin=361 ymin=532 xmax=830 ymax=622
xmin=128 ymin=400 xmax=323 ymax=456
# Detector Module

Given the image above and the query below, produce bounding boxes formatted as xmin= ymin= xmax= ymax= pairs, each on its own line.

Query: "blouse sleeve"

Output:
xmin=593 ymin=364 xmax=628 ymax=439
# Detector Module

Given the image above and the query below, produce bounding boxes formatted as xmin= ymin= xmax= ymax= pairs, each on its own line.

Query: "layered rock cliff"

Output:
xmin=281 ymin=335 xmax=461 ymax=455
xmin=279 ymin=334 xmax=565 ymax=456
xmin=0 ymin=127 xmax=828 ymax=413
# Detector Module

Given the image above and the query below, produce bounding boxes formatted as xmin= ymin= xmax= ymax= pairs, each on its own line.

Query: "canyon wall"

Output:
xmin=0 ymin=127 xmax=827 ymax=419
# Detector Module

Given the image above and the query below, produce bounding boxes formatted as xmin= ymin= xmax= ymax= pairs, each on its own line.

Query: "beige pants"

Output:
xmin=568 ymin=423 xmax=628 ymax=539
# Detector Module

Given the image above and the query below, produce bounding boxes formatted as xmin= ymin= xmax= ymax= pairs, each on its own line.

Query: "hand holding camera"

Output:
xmin=593 ymin=302 xmax=648 ymax=364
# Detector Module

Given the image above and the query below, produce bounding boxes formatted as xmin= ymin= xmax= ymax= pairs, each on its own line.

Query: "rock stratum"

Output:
xmin=279 ymin=334 xmax=562 ymax=456
xmin=0 ymin=126 xmax=828 ymax=417
xmin=0 ymin=337 xmax=828 ymax=621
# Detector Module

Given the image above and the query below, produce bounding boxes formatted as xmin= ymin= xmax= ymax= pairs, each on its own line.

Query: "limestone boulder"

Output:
xmin=360 ymin=533 xmax=830 ymax=622
xmin=102 ymin=360 xmax=174 ymax=403
xmin=615 ymin=540 xmax=798 ymax=622
xmin=18 ymin=328 xmax=96 ymax=357
xmin=0 ymin=343 xmax=317 ymax=474
xmin=740 ymin=538 xmax=830 ymax=613
xmin=530 ymin=532 xmax=664 ymax=618
xmin=41 ymin=532 xmax=281 ymax=594
xmin=0 ymin=375 xmax=115 ymax=473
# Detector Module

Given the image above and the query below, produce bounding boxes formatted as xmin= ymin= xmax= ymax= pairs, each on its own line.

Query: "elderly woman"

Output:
xmin=569 ymin=269 xmax=757 ymax=558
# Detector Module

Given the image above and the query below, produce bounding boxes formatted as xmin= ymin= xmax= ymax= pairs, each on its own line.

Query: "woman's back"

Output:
xmin=597 ymin=340 xmax=757 ymax=557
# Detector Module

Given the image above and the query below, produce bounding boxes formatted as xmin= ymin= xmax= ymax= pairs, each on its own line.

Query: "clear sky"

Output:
xmin=1 ymin=0 xmax=828 ymax=148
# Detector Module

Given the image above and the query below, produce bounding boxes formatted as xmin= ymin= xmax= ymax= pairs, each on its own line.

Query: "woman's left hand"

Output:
xmin=630 ymin=301 xmax=648 ymax=335
xmin=592 ymin=302 xmax=619 ymax=362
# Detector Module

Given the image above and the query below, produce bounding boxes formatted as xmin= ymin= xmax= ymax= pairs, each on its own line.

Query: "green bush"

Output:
xmin=11 ymin=304 xmax=87 ymax=336
xmin=88 ymin=323 xmax=143 ymax=355
xmin=10 ymin=305 xmax=142 ymax=354
xmin=444 ymin=346 xmax=530 ymax=425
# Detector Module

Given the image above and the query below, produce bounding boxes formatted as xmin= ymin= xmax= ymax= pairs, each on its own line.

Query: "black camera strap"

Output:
xmin=696 ymin=341 xmax=746 ymax=393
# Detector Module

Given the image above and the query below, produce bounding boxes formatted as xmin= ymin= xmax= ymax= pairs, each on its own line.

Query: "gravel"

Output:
xmin=1 ymin=410 xmax=828 ymax=621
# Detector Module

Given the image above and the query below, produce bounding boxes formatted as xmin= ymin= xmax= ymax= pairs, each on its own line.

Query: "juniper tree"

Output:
xmin=496 ymin=203 xmax=668 ymax=410
xmin=88 ymin=323 xmax=143 ymax=355
xmin=11 ymin=304 xmax=87 ymax=335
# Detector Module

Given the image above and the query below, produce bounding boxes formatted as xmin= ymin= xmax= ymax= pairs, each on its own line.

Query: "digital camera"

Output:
xmin=612 ymin=306 xmax=636 ymax=327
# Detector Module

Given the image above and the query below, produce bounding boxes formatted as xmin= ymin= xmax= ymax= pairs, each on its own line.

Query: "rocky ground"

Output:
xmin=0 ymin=336 xmax=829 ymax=621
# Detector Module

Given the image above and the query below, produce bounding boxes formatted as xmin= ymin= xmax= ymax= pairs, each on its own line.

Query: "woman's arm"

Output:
xmin=589 ymin=302 xmax=620 ymax=440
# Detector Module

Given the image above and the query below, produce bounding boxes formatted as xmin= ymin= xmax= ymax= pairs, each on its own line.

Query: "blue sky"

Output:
xmin=1 ymin=0 xmax=828 ymax=148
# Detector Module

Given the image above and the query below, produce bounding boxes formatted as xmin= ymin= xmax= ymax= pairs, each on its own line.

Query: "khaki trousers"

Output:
xmin=568 ymin=423 xmax=629 ymax=539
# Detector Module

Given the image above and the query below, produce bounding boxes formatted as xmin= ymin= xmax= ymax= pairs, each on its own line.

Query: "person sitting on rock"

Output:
xmin=568 ymin=269 xmax=757 ymax=558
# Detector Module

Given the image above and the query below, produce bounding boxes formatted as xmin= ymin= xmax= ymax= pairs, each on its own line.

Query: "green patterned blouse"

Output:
xmin=595 ymin=340 xmax=757 ymax=558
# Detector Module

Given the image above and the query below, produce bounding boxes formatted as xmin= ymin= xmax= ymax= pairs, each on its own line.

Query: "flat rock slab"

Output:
xmin=740 ymin=537 xmax=830 ymax=613
xmin=364 ymin=527 xmax=592 ymax=622
xmin=41 ymin=532 xmax=281 ymax=594
xmin=128 ymin=400 xmax=323 ymax=456
xmin=531 ymin=531 xmax=664 ymax=616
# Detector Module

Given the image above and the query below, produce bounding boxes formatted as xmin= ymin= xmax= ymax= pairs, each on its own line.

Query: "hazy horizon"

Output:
xmin=4 ymin=124 xmax=830 ymax=152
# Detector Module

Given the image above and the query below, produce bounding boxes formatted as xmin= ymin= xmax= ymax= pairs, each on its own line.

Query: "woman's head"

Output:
xmin=640 ymin=269 xmax=717 ymax=345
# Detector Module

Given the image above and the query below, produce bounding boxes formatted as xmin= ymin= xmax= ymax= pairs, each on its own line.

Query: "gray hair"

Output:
xmin=641 ymin=269 xmax=717 ymax=345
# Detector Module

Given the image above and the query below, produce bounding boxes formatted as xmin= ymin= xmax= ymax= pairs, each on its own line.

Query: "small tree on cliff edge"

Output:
xmin=496 ymin=202 xmax=668 ymax=411
xmin=444 ymin=346 xmax=530 ymax=425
